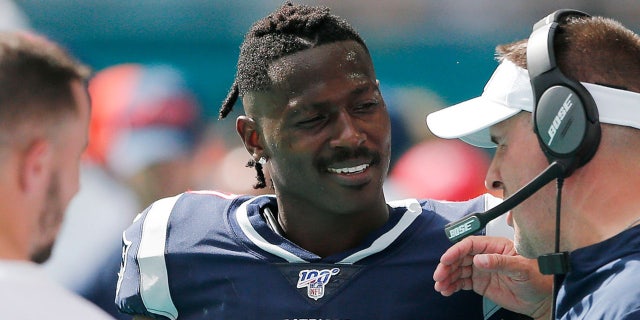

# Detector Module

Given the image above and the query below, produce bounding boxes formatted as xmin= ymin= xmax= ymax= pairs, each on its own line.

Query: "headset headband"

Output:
xmin=527 ymin=9 xmax=600 ymax=177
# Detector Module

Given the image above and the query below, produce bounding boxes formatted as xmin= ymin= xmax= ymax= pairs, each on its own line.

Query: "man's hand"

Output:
xmin=433 ymin=236 xmax=553 ymax=320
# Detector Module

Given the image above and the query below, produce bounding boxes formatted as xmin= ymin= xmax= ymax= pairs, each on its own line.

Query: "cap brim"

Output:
xmin=426 ymin=96 xmax=521 ymax=148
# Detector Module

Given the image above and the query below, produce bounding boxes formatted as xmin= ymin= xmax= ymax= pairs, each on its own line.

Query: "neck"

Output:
xmin=0 ymin=206 xmax=31 ymax=261
xmin=0 ymin=225 xmax=30 ymax=261
xmin=0 ymin=163 xmax=37 ymax=262
xmin=563 ymin=159 xmax=640 ymax=251
xmin=275 ymin=199 xmax=390 ymax=258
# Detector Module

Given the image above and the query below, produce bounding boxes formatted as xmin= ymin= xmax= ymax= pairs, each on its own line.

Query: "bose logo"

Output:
xmin=448 ymin=219 xmax=475 ymax=238
xmin=547 ymin=93 xmax=574 ymax=145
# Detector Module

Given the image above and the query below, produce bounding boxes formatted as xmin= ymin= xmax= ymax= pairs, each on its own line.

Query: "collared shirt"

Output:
xmin=557 ymin=225 xmax=640 ymax=319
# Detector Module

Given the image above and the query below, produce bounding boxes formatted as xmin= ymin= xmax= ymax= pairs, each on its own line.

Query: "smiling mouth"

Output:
xmin=327 ymin=163 xmax=370 ymax=174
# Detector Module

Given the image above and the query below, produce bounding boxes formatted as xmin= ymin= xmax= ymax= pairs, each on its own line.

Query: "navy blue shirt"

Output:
xmin=116 ymin=191 xmax=505 ymax=319
xmin=557 ymin=225 xmax=640 ymax=319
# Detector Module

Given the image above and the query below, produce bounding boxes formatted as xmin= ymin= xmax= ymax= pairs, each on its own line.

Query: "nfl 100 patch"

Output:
xmin=277 ymin=264 xmax=364 ymax=302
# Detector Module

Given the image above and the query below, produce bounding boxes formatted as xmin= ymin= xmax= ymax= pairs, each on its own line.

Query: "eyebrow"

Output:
xmin=293 ymin=81 xmax=375 ymax=110
xmin=349 ymin=84 xmax=371 ymax=97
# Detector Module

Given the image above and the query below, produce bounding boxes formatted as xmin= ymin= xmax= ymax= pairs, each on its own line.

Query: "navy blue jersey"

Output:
xmin=116 ymin=191 xmax=499 ymax=319
xmin=556 ymin=225 xmax=640 ymax=319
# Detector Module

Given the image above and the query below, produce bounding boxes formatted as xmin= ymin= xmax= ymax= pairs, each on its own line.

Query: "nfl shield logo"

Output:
xmin=308 ymin=281 xmax=325 ymax=300
xmin=296 ymin=268 xmax=340 ymax=301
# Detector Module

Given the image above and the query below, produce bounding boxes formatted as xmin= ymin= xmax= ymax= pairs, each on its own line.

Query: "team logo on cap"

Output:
xmin=296 ymin=268 xmax=340 ymax=300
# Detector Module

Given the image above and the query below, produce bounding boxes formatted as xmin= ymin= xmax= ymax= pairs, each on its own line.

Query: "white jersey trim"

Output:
xmin=338 ymin=198 xmax=421 ymax=264
xmin=235 ymin=196 xmax=422 ymax=264
xmin=137 ymin=194 xmax=182 ymax=320
xmin=235 ymin=195 xmax=308 ymax=263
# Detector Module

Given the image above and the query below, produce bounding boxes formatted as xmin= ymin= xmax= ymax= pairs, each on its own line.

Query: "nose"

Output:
xmin=330 ymin=110 xmax=366 ymax=148
xmin=485 ymin=159 xmax=503 ymax=191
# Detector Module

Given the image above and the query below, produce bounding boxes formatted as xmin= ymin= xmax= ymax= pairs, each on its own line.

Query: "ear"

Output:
xmin=19 ymin=139 xmax=53 ymax=194
xmin=236 ymin=116 xmax=264 ymax=159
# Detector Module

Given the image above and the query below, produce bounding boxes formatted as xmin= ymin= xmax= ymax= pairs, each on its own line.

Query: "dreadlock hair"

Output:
xmin=219 ymin=1 xmax=369 ymax=189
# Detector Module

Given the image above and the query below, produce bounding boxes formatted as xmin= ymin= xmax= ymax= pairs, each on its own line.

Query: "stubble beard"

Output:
xmin=30 ymin=172 xmax=64 ymax=264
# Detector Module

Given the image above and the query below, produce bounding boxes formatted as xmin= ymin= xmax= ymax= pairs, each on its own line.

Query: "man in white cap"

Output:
xmin=429 ymin=11 xmax=640 ymax=320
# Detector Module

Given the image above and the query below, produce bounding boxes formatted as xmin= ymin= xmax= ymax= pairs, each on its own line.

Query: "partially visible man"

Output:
xmin=429 ymin=10 xmax=640 ymax=319
xmin=0 ymin=31 xmax=114 ymax=319
xmin=45 ymin=63 xmax=204 ymax=320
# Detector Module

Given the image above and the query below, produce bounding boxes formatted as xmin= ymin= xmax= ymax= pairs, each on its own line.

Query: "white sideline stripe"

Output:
xmin=137 ymin=194 xmax=181 ymax=320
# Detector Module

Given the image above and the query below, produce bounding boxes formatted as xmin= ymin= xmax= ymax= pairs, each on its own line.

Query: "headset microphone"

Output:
xmin=444 ymin=160 xmax=566 ymax=243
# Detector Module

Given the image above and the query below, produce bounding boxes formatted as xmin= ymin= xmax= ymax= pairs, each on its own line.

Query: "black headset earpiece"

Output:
xmin=443 ymin=9 xmax=604 ymax=245
xmin=526 ymin=9 xmax=601 ymax=178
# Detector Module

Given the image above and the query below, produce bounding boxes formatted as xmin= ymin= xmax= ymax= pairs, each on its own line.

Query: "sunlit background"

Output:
xmin=9 ymin=3 xmax=638 ymax=317
xmin=16 ymin=0 xmax=640 ymax=130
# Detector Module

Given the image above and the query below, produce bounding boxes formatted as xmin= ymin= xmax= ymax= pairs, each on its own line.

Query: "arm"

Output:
xmin=433 ymin=236 xmax=553 ymax=320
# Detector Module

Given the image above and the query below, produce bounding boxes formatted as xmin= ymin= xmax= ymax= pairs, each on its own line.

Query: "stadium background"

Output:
xmin=17 ymin=1 xmax=639 ymax=137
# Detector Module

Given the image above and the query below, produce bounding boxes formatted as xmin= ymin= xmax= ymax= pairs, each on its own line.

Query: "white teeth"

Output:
xmin=328 ymin=164 xmax=369 ymax=174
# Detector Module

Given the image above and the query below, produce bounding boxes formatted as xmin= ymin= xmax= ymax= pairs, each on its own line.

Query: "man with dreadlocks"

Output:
xmin=115 ymin=3 xmax=530 ymax=319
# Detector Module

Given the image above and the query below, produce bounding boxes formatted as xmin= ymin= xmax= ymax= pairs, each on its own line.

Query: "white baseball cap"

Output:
xmin=426 ymin=59 xmax=640 ymax=148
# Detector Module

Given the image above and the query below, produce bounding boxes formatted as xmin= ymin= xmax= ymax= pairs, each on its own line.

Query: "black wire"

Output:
xmin=555 ymin=178 xmax=564 ymax=253
xmin=551 ymin=177 xmax=564 ymax=320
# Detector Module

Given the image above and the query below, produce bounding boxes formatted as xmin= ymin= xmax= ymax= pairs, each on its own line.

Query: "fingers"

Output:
xmin=434 ymin=236 xmax=518 ymax=297
xmin=473 ymin=253 xmax=500 ymax=269
xmin=434 ymin=257 xmax=474 ymax=296
xmin=473 ymin=253 xmax=537 ymax=282
xmin=434 ymin=235 xmax=555 ymax=317
xmin=434 ymin=271 xmax=472 ymax=296
xmin=438 ymin=236 xmax=476 ymax=266
xmin=440 ymin=236 xmax=516 ymax=266
xmin=434 ymin=276 xmax=473 ymax=296
xmin=434 ymin=261 xmax=473 ymax=282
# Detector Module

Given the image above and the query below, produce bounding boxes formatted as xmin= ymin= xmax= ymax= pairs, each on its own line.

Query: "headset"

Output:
xmin=444 ymin=11 xmax=602 ymax=318
xmin=528 ymin=13 xmax=603 ymax=319
xmin=527 ymin=9 xmax=601 ymax=177
xmin=444 ymin=9 xmax=600 ymax=243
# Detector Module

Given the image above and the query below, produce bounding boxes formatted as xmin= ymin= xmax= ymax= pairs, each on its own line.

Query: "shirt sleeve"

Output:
xmin=115 ymin=195 xmax=183 ymax=320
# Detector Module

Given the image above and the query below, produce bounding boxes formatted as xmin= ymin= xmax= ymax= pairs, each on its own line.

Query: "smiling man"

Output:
xmin=115 ymin=3 xmax=528 ymax=320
